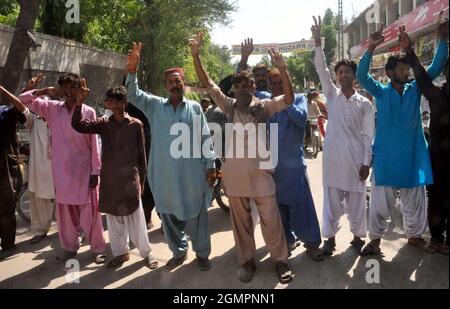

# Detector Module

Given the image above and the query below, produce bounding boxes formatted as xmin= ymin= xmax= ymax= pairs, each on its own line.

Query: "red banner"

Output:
xmin=350 ymin=0 xmax=449 ymax=57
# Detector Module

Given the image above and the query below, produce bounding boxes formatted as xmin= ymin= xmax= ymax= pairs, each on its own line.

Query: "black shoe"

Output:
xmin=238 ymin=259 xmax=256 ymax=283
xmin=0 ymin=247 xmax=17 ymax=260
xmin=164 ymin=254 xmax=187 ymax=270
xmin=321 ymin=238 xmax=336 ymax=256
xmin=350 ymin=237 xmax=365 ymax=254
xmin=196 ymin=256 xmax=211 ymax=271
xmin=53 ymin=250 xmax=77 ymax=264
xmin=30 ymin=234 xmax=47 ymax=244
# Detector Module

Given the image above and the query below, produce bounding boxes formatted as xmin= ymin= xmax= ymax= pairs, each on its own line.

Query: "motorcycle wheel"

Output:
xmin=17 ymin=186 xmax=31 ymax=224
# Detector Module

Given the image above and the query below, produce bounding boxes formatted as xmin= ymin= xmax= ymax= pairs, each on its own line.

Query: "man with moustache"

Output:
xmin=125 ymin=42 xmax=217 ymax=271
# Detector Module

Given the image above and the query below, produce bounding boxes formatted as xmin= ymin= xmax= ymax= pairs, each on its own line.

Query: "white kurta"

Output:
xmin=314 ymin=47 xmax=375 ymax=194
xmin=24 ymin=109 xmax=55 ymax=199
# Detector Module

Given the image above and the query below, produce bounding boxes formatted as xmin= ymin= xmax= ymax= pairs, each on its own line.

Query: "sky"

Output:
xmin=211 ymin=0 xmax=374 ymax=64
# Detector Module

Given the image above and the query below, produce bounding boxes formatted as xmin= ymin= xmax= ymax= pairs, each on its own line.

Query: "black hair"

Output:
xmin=105 ymin=86 xmax=127 ymax=103
xmin=231 ymin=71 xmax=253 ymax=86
xmin=58 ymin=73 xmax=80 ymax=87
xmin=334 ymin=59 xmax=357 ymax=74
xmin=385 ymin=54 xmax=409 ymax=73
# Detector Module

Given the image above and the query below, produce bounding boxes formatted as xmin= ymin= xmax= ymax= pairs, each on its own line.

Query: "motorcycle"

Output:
xmin=304 ymin=118 xmax=321 ymax=158
xmin=212 ymin=159 xmax=230 ymax=213
xmin=16 ymin=141 xmax=31 ymax=224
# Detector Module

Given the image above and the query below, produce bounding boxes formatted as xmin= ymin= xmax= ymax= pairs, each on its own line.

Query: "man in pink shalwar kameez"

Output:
xmin=19 ymin=73 xmax=106 ymax=264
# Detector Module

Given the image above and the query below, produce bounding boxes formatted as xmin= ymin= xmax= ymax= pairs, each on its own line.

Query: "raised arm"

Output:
xmin=125 ymin=42 xmax=161 ymax=117
xmin=19 ymin=87 xmax=61 ymax=120
xmin=189 ymin=33 xmax=234 ymax=115
xmin=0 ymin=85 xmax=26 ymax=113
xmin=311 ymin=16 xmax=338 ymax=99
xmin=399 ymin=26 xmax=439 ymax=100
xmin=71 ymin=105 xmax=103 ymax=135
xmin=237 ymin=38 xmax=254 ymax=73
xmin=269 ymin=49 xmax=294 ymax=105
xmin=356 ymin=28 xmax=386 ymax=99
xmin=426 ymin=18 xmax=449 ymax=79
xmin=136 ymin=121 xmax=147 ymax=194
xmin=285 ymin=95 xmax=308 ymax=128
xmin=71 ymin=78 xmax=103 ymax=135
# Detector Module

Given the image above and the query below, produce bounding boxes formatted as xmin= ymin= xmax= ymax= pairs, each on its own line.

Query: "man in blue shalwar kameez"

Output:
xmin=125 ymin=42 xmax=217 ymax=271
xmin=357 ymin=23 xmax=449 ymax=255
xmin=268 ymin=69 xmax=324 ymax=261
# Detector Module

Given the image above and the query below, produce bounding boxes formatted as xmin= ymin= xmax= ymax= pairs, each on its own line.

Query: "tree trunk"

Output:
xmin=1 ymin=0 xmax=41 ymax=102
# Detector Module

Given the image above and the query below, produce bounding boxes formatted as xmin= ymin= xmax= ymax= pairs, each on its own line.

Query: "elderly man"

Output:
xmin=125 ymin=42 xmax=216 ymax=271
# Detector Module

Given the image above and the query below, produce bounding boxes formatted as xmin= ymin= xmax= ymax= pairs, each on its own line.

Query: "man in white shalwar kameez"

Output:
xmin=21 ymin=75 xmax=55 ymax=244
xmin=312 ymin=16 xmax=375 ymax=255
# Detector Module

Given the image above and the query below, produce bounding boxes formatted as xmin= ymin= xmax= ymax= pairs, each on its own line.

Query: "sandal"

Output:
xmin=53 ymin=250 xmax=77 ymax=264
xmin=350 ymin=237 xmax=366 ymax=254
xmin=305 ymin=245 xmax=325 ymax=262
xmin=360 ymin=240 xmax=381 ymax=256
xmin=408 ymin=238 xmax=436 ymax=254
xmin=238 ymin=259 xmax=256 ymax=283
xmin=275 ymin=261 xmax=293 ymax=284
xmin=106 ymin=253 xmax=130 ymax=268
xmin=144 ymin=255 xmax=159 ymax=269
xmin=164 ymin=254 xmax=187 ymax=270
xmin=94 ymin=253 xmax=107 ymax=265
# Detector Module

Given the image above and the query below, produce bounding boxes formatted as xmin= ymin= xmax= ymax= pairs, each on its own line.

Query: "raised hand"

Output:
xmin=398 ymin=25 xmax=413 ymax=52
xmin=189 ymin=32 xmax=203 ymax=56
xmin=269 ymin=48 xmax=286 ymax=69
xmin=437 ymin=11 xmax=449 ymax=40
xmin=127 ymin=42 xmax=143 ymax=74
xmin=75 ymin=78 xmax=90 ymax=106
xmin=241 ymin=38 xmax=254 ymax=59
xmin=368 ymin=25 xmax=385 ymax=52
xmin=311 ymin=16 xmax=322 ymax=46
xmin=25 ymin=73 xmax=45 ymax=92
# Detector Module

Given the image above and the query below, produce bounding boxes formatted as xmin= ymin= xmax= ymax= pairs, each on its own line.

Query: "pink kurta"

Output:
xmin=19 ymin=91 xmax=101 ymax=205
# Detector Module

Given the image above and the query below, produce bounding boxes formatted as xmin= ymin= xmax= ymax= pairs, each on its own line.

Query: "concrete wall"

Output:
xmin=0 ymin=24 xmax=126 ymax=114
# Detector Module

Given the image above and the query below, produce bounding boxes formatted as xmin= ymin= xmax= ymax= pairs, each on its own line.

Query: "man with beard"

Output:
xmin=190 ymin=33 xmax=294 ymax=284
xmin=268 ymin=68 xmax=324 ymax=261
xmin=401 ymin=23 xmax=449 ymax=255
xmin=357 ymin=20 xmax=448 ymax=255
xmin=238 ymin=38 xmax=272 ymax=99
xmin=125 ymin=42 xmax=217 ymax=271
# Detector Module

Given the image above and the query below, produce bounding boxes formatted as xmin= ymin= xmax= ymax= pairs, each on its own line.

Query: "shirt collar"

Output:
xmin=338 ymin=89 xmax=359 ymax=101
xmin=108 ymin=113 xmax=132 ymax=124
xmin=164 ymin=97 xmax=188 ymax=106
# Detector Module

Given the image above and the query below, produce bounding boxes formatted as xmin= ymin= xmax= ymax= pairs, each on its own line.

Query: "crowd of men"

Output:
xmin=0 ymin=14 xmax=448 ymax=284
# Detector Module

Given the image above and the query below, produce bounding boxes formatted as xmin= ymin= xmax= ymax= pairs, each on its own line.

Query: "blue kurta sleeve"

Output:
xmin=125 ymin=73 xmax=162 ymax=119
xmin=357 ymin=51 xmax=385 ymax=99
xmin=285 ymin=95 xmax=307 ymax=128
xmin=426 ymin=40 xmax=449 ymax=80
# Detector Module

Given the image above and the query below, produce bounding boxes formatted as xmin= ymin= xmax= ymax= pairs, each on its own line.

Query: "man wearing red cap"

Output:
xmin=125 ymin=42 xmax=217 ymax=271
